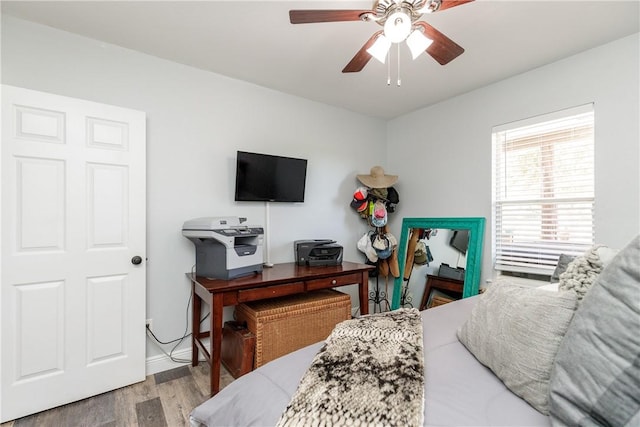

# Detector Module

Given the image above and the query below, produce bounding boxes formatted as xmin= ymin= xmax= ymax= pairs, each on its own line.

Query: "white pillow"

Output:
xmin=595 ymin=245 xmax=618 ymax=266
xmin=457 ymin=282 xmax=577 ymax=414
xmin=538 ymin=283 xmax=559 ymax=292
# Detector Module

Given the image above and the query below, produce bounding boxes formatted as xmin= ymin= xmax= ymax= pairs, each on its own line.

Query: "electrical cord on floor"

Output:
xmin=146 ymin=326 xmax=191 ymax=364
xmin=146 ymin=265 xmax=210 ymax=363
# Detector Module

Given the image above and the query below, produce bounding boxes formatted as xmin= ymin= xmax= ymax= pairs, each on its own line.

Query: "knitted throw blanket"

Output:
xmin=559 ymin=245 xmax=603 ymax=301
xmin=276 ymin=308 xmax=424 ymax=427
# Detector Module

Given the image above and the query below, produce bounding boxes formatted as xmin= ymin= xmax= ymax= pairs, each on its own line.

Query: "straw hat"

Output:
xmin=357 ymin=166 xmax=398 ymax=189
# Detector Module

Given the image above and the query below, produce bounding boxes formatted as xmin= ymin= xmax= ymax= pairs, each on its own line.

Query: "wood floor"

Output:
xmin=1 ymin=364 xmax=236 ymax=427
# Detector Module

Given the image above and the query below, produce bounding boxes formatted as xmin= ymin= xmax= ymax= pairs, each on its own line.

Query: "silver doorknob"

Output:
xmin=131 ymin=256 xmax=143 ymax=265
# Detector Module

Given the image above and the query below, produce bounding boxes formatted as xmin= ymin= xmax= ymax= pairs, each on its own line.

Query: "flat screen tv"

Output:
xmin=450 ymin=229 xmax=469 ymax=254
xmin=234 ymin=151 xmax=307 ymax=202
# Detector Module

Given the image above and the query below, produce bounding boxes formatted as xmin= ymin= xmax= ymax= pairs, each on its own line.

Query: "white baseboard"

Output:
xmin=145 ymin=347 xmax=191 ymax=376
xmin=145 ymin=332 xmax=211 ymax=376
xmin=145 ymin=347 xmax=208 ymax=376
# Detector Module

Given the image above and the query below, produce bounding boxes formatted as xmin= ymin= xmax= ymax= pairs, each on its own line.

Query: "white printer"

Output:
xmin=182 ymin=217 xmax=264 ymax=280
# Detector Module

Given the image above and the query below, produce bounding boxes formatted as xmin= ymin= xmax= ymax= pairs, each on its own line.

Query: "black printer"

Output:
xmin=294 ymin=240 xmax=343 ymax=267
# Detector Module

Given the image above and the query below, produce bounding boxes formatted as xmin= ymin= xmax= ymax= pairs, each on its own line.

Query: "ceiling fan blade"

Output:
xmin=289 ymin=10 xmax=372 ymax=24
xmin=342 ymin=31 xmax=383 ymax=73
xmin=415 ymin=21 xmax=464 ymax=65
xmin=438 ymin=0 xmax=475 ymax=12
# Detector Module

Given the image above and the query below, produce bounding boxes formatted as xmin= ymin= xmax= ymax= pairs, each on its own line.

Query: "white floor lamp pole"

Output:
xmin=263 ymin=201 xmax=274 ymax=267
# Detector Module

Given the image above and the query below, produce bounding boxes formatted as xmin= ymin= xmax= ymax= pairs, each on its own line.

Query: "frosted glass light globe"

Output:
xmin=383 ymin=11 xmax=411 ymax=43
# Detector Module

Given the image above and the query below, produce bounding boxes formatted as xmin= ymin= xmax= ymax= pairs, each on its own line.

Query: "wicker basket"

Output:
xmin=430 ymin=295 xmax=456 ymax=308
xmin=235 ymin=289 xmax=351 ymax=368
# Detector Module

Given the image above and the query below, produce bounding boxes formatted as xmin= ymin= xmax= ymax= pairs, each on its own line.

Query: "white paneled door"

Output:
xmin=1 ymin=85 xmax=146 ymax=422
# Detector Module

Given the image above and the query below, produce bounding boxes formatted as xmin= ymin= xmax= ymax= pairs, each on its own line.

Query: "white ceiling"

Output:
xmin=2 ymin=1 xmax=639 ymax=119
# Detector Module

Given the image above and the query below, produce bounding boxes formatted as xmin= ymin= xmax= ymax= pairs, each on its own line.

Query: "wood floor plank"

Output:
xmin=154 ymin=365 xmax=191 ymax=385
xmin=190 ymin=363 xmax=235 ymax=397
xmin=11 ymin=390 xmax=116 ymax=427
xmin=65 ymin=391 xmax=116 ymax=426
xmin=114 ymin=373 xmax=160 ymax=426
xmin=157 ymin=374 xmax=207 ymax=427
xmin=220 ymin=366 xmax=235 ymax=389
xmin=13 ymin=403 xmax=61 ymax=427
xmin=136 ymin=397 xmax=167 ymax=427
xmin=189 ymin=364 xmax=212 ymax=397
xmin=113 ymin=389 xmax=139 ymax=427
xmin=1 ymin=363 xmax=235 ymax=427
xmin=10 ymin=415 xmax=37 ymax=427
xmin=125 ymin=374 xmax=159 ymax=403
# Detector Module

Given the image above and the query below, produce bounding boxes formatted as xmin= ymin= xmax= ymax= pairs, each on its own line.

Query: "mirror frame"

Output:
xmin=391 ymin=217 xmax=486 ymax=310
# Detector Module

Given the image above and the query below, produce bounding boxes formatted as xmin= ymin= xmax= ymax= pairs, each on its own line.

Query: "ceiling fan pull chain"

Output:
xmin=397 ymin=43 xmax=402 ymax=86
xmin=387 ymin=50 xmax=391 ymax=86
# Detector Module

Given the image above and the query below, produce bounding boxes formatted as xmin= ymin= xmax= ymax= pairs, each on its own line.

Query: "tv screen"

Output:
xmin=234 ymin=151 xmax=307 ymax=202
xmin=450 ymin=229 xmax=469 ymax=254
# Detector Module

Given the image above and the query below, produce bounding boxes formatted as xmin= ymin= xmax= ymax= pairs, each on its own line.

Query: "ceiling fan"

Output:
xmin=289 ymin=0 xmax=474 ymax=73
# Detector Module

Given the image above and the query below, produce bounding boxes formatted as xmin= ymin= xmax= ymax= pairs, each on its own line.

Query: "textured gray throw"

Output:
xmin=276 ymin=308 xmax=424 ymax=427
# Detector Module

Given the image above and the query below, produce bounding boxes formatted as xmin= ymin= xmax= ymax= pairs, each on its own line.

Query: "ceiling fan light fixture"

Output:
xmin=366 ymin=34 xmax=392 ymax=63
xmin=289 ymin=0 xmax=472 ymax=75
xmin=407 ymin=29 xmax=433 ymax=59
xmin=383 ymin=10 xmax=412 ymax=43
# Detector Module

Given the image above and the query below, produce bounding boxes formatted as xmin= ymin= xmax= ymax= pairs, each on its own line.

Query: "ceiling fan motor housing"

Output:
xmin=372 ymin=0 xmax=442 ymax=24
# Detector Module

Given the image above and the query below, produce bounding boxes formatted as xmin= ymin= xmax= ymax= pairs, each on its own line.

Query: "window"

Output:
xmin=492 ymin=104 xmax=595 ymax=275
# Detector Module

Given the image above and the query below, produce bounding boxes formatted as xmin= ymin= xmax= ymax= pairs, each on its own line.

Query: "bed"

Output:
xmin=190 ymin=235 xmax=639 ymax=427
xmin=189 ymin=295 xmax=549 ymax=427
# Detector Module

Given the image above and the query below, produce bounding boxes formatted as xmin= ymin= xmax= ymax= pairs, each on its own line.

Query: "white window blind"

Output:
xmin=492 ymin=104 xmax=595 ymax=275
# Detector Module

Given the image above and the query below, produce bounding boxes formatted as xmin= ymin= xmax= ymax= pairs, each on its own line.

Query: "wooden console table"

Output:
xmin=188 ymin=261 xmax=374 ymax=396
xmin=420 ymin=274 xmax=464 ymax=311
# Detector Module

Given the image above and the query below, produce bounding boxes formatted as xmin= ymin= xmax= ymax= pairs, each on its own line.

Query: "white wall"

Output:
xmin=387 ymin=33 xmax=640 ymax=286
xmin=3 ymin=15 xmax=639 ymax=363
xmin=1 ymin=16 xmax=387 ymax=359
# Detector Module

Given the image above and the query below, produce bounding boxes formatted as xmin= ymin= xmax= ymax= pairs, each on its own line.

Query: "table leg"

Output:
xmin=359 ymin=271 xmax=369 ymax=315
xmin=209 ymin=293 xmax=224 ymax=396
xmin=191 ymin=282 xmax=201 ymax=367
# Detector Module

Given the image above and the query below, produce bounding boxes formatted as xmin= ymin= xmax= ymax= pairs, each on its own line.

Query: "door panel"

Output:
xmin=87 ymin=117 xmax=129 ymax=150
xmin=15 ymin=105 xmax=65 ymax=143
xmin=15 ymin=280 xmax=65 ymax=380
xmin=1 ymin=85 xmax=146 ymax=422
xmin=87 ymin=275 xmax=126 ymax=363
xmin=87 ymin=163 xmax=128 ymax=247
xmin=16 ymin=157 xmax=66 ymax=252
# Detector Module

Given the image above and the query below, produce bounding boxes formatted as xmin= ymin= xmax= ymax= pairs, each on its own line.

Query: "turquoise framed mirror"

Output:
xmin=391 ymin=217 xmax=486 ymax=310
